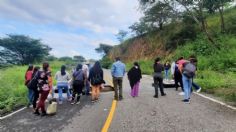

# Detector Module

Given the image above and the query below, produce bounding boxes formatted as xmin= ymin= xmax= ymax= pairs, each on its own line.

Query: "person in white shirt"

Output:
xmin=55 ymin=65 xmax=71 ymax=104
xmin=82 ymin=64 xmax=90 ymax=95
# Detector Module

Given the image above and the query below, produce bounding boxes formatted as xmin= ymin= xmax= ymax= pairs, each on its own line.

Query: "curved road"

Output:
xmin=0 ymin=70 xmax=236 ymax=132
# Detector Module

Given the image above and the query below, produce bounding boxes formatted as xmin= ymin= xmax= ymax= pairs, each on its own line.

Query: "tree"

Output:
xmin=203 ymin=0 xmax=233 ymax=33
xmin=129 ymin=20 xmax=149 ymax=36
xmin=0 ymin=46 xmax=21 ymax=68
xmin=0 ymin=35 xmax=51 ymax=65
xmin=116 ymin=30 xmax=128 ymax=43
xmin=58 ymin=56 xmax=73 ymax=62
xmin=138 ymin=0 xmax=217 ymax=47
xmin=143 ymin=1 xmax=174 ymax=30
xmin=73 ymin=55 xmax=86 ymax=63
xmin=95 ymin=43 xmax=113 ymax=56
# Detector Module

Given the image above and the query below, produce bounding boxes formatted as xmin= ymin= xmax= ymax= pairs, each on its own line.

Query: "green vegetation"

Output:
xmin=105 ymin=2 xmax=236 ymax=104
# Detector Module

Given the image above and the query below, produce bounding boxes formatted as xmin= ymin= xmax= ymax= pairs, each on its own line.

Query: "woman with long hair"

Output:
xmin=34 ymin=62 xmax=52 ymax=116
xmin=88 ymin=61 xmax=104 ymax=102
xmin=25 ymin=64 xmax=34 ymax=107
xmin=30 ymin=66 xmax=40 ymax=111
xmin=55 ymin=65 xmax=71 ymax=104
xmin=127 ymin=62 xmax=142 ymax=97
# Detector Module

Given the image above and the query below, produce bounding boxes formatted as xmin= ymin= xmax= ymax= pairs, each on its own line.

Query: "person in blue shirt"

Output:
xmin=111 ymin=57 xmax=126 ymax=101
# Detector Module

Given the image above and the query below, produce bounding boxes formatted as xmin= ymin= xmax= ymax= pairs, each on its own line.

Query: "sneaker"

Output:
xmin=41 ymin=112 xmax=47 ymax=116
xmin=76 ymin=101 xmax=80 ymax=105
xmin=33 ymin=110 xmax=40 ymax=116
xmin=182 ymin=99 xmax=190 ymax=103
xmin=179 ymin=92 xmax=185 ymax=96
xmin=153 ymin=95 xmax=158 ymax=98
xmin=161 ymin=93 xmax=166 ymax=96
xmin=71 ymin=101 xmax=76 ymax=105
xmin=196 ymin=87 xmax=202 ymax=93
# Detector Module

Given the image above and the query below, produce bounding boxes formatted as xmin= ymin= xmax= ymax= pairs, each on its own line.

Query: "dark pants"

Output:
xmin=113 ymin=77 xmax=123 ymax=100
xmin=36 ymin=90 xmax=49 ymax=113
xmin=72 ymin=80 xmax=84 ymax=102
xmin=33 ymin=90 xmax=39 ymax=109
xmin=153 ymin=76 xmax=165 ymax=96
xmin=174 ymin=74 xmax=184 ymax=91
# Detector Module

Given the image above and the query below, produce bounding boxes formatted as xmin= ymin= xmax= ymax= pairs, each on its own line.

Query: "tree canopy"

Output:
xmin=0 ymin=35 xmax=51 ymax=65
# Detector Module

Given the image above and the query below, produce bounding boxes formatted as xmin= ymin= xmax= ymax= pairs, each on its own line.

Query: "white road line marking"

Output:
xmin=0 ymin=107 xmax=26 ymax=120
xmin=193 ymin=92 xmax=236 ymax=110
xmin=144 ymin=75 xmax=236 ymax=110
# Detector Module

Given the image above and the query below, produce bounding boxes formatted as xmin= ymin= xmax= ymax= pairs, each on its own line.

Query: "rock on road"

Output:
xmin=0 ymin=70 xmax=236 ymax=132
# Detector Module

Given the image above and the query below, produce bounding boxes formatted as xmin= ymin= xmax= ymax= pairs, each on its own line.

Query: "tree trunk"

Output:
xmin=219 ymin=7 xmax=225 ymax=33
xmin=159 ymin=22 xmax=163 ymax=30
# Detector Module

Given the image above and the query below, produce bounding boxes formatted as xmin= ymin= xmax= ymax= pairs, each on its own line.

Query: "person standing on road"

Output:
xmin=25 ymin=64 xmax=34 ymax=107
xmin=111 ymin=57 xmax=126 ymax=101
xmin=153 ymin=57 xmax=166 ymax=98
xmin=179 ymin=57 xmax=197 ymax=103
xmin=55 ymin=65 xmax=71 ymax=104
xmin=29 ymin=66 xmax=40 ymax=111
xmin=83 ymin=64 xmax=90 ymax=95
xmin=34 ymin=62 xmax=52 ymax=116
xmin=171 ymin=58 xmax=184 ymax=92
xmin=71 ymin=64 xmax=85 ymax=105
xmin=189 ymin=55 xmax=202 ymax=93
xmin=127 ymin=62 xmax=142 ymax=98
xmin=88 ymin=61 xmax=104 ymax=102
xmin=164 ymin=61 xmax=171 ymax=81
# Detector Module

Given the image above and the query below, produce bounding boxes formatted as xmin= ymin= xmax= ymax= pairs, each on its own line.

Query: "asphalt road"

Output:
xmin=0 ymin=70 xmax=236 ymax=132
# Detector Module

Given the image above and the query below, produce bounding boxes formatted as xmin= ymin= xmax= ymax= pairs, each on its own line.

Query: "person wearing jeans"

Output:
xmin=182 ymin=74 xmax=192 ymax=103
xmin=55 ymin=65 xmax=71 ymax=104
xmin=111 ymin=57 xmax=126 ymax=101
xmin=25 ymin=64 xmax=34 ymax=107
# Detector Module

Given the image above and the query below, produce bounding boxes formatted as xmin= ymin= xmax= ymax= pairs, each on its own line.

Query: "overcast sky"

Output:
xmin=0 ymin=0 xmax=142 ymax=59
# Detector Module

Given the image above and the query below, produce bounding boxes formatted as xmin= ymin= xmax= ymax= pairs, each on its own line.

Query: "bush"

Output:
xmin=100 ymin=56 xmax=113 ymax=69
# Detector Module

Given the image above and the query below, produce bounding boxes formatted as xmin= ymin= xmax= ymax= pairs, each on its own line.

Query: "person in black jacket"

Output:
xmin=127 ymin=62 xmax=142 ymax=97
xmin=88 ymin=61 xmax=104 ymax=102
xmin=153 ymin=57 xmax=166 ymax=98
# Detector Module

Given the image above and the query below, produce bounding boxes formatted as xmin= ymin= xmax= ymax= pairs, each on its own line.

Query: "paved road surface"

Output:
xmin=0 ymin=70 xmax=236 ymax=132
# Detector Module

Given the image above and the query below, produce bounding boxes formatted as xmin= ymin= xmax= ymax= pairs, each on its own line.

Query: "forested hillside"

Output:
xmin=105 ymin=1 xmax=236 ymax=104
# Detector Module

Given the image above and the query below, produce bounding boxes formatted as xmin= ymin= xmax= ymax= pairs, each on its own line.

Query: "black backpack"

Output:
xmin=27 ymin=71 xmax=39 ymax=89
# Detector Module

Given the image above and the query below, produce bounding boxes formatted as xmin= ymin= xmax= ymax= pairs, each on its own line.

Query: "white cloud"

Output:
xmin=0 ymin=0 xmax=141 ymax=34
xmin=0 ymin=0 xmax=142 ymax=59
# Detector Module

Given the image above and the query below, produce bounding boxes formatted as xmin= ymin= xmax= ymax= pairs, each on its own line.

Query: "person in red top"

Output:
xmin=25 ymin=64 xmax=34 ymax=107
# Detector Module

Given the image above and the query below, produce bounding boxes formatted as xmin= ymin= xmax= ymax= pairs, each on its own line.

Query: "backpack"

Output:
xmin=182 ymin=62 xmax=196 ymax=78
xmin=27 ymin=71 xmax=38 ymax=89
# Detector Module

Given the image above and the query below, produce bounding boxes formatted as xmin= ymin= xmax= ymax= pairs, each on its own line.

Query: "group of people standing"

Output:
xmin=24 ymin=61 xmax=105 ymax=116
xmin=24 ymin=55 xmax=201 ymax=116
